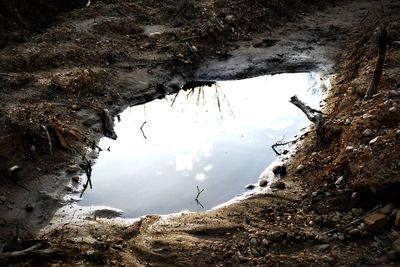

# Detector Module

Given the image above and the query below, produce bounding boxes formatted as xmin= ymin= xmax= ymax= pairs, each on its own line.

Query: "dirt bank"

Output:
xmin=0 ymin=0 xmax=400 ymax=266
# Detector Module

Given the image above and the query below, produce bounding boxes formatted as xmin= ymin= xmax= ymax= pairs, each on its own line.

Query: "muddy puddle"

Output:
xmin=77 ymin=73 xmax=325 ymax=218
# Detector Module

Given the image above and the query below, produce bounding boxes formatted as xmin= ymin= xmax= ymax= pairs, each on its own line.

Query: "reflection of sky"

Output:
xmin=80 ymin=73 xmax=322 ymax=217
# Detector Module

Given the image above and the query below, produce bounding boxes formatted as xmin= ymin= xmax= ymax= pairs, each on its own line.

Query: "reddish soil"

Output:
xmin=0 ymin=0 xmax=400 ymax=266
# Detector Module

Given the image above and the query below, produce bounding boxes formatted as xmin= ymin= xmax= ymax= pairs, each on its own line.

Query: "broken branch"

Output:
xmin=195 ymin=186 xmax=205 ymax=209
xmin=140 ymin=121 xmax=147 ymax=139
xmin=290 ymin=95 xmax=325 ymax=146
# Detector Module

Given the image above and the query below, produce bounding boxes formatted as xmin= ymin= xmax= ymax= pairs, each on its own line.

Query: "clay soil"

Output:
xmin=0 ymin=0 xmax=400 ymax=266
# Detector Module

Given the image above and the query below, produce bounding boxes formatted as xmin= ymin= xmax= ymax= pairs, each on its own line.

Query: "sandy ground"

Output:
xmin=0 ymin=0 xmax=400 ymax=265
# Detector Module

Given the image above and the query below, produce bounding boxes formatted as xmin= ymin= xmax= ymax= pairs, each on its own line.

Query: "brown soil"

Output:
xmin=0 ymin=0 xmax=400 ymax=266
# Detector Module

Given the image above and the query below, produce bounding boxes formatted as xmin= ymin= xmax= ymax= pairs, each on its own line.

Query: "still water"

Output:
xmin=80 ymin=73 xmax=323 ymax=217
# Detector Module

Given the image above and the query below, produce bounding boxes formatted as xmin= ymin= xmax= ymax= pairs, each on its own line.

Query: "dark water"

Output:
xmin=80 ymin=73 xmax=323 ymax=217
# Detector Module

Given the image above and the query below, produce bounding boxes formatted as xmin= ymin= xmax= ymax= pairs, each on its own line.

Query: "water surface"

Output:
xmin=80 ymin=73 xmax=322 ymax=217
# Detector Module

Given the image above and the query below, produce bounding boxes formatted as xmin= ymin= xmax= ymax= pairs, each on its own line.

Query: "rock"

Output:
xmin=25 ymin=203 xmax=34 ymax=212
xmin=386 ymin=250 xmax=398 ymax=261
xmin=362 ymin=129 xmax=373 ymax=137
xmin=225 ymin=15 xmax=235 ymax=24
xmin=351 ymin=192 xmax=357 ymax=199
xmin=66 ymin=164 xmax=80 ymax=173
xmin=296 ymin=164 xmax=305 ymax=172
xmin=380 ymin=203 xmax=395 ymax=215
xmin=250 ymin=238 xmax=257 ymax=245
xmin=272 ymin=165 xmax=287 ymax=177
xmin=71 ymin=176 xmax=80 ymax=182
xmin=335 ymin=176 xmax=345 ymax=186
xmin=393 ymin=238 xmax=400 ymax=253
xmin=94 ymin=208 xmax=123 ymax=218
xmin=363 ymin=213 xmax=388 ymax=232
xmin=259 ymin=179 xmax=268 ymax=187
xmin=71 ymin=104 xmax=79 ymax=110
xmin=314 ymin=244 xmax=330 ymax=251
xmin=344 ymin=118 xmax=351 ymax=125
xmin=0 ymin=196 xmax=6 ymax=204
xmin=395 ymin=211 xmax=400 ymax=227
xmin=8 ymin=165 xmax=21 ymax=176
xmin=270 ymin=181 xmax=286 ymax=190
xmin=369 ymin=137 xmax=379 ymax=144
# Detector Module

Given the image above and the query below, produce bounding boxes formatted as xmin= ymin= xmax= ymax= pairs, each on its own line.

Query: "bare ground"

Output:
xmin=0 ymin=0 xmax=400 ymax=266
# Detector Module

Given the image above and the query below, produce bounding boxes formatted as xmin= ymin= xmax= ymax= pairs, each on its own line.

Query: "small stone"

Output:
xmin=250 ymin=238 xmax=257 ymax=245
xmin=25 ymin=203 xmax=34 ymax=212
xmin=270 ymin=181 xmax=286 ymax=190
xmin=314 ymin=244 xmax=330 ymax=251
xmin=296 ymin=164 xmax=305 ymax=172
xmin=369 ymin=137 xmax=379 ymax=144
xmin=379 ymin=153 xmax=385 ymax=161
xmin=363 ymin=213 xmax=388 ymax=232
xmin=395 ymin=211 xmax=400 ymax=227
xmin=71 ymin=104 xmax=79 ymax=110
xmin=335 ymin=176 xmax=345 ymax=186
xmin=386 ymin=250 xmax=398 ymax=261
xmin=0 ymin=196 xmax=6 ymax=204
xmin=393 ymin=238 xmax=400 ymax=253
xmin=262 ymin=239 xmax=269 ymax=246
xmin=272 ymin=165 xmax=287 ymax=177
xmin=362 ymin=129 xmax=373 ymax=137
xmin=351 ymin=192 xmax=358 ymax=199
xmin=66 ymin=165 xmax=80 ymax=173
xmin=380 ymin=203 xmax=395 ymax=214
xmin=225 ymin=15 xmax=235 ymax=24
xmin=344 ymin=118 xmax=351 ymax=125
xmin=8 ymin=165 xmax=21 ymax=176
xmin=71 ymin=176 xmax=80 ymax=182
xmin=259 ymin=179 xmax=268 ymax=187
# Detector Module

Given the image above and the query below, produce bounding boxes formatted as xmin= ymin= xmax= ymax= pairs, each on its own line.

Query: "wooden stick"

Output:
xmin=365 ymin=27 xmax=387 ymax=100
xmin=195 ymin=186 xmax=205 ymax=208
xmin=140 ymin=121 xmax=147 ymax=139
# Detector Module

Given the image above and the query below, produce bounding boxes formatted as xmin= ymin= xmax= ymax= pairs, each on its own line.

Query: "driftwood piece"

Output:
xmin=0 ymin=243 xmax=67 ymax=264
xmin=100 ymin=109 xmax=117 ymax=140
xmin=365 ymin=27 xmax=387 ymax=100
xmin=290 ymin=95 xmax=325 ymax=146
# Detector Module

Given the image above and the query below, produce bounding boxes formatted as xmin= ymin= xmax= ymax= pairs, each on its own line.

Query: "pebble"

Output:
xmin=363 ymin=213 xmax=388 ymax=231
xmin=71 ymin=104 xmax=79 ymax=110
xmin=335 ymin=176 xmax=345 ymax=186
xmin=314 ymin=244 xmax=330 ymax=251
xmin=71 ymin=176 xmax=80 ymax=182
xmin=380 ymin=203 xmax=395 ymax=215
xmin=393 ymin=238 xmax=400 ymax=253
xmin=272 ymin=165 xmax=287 ymax=177
xmin=250 ymin=238 xmax=257 ymax=245
xmin=351 ymin=192 xmax=357 ymax=199
xmin=66 ymin=165 xmax=80 ymax=173
xmin=259 ymin=179 xmax=268 ymax=187
xmin=225 ymin=15 xmax=235 ymax=24
xmin=362 ymin=129 xmax=372 ymax=137
xmin=296 ymin=164 xmax=305 ymax=172
xmin=395 ymin=211 xmax=400 ymax=227
xmin=344 ymin=118 xmax=351 ymax=125
xmin=270 ymin=181 xmax=286 ymax=190
xmin=0 ymin=196 xmax=6 ymax=204
xmin=369 ymin=137 xmax=379 ymax=144
xmin=386 ymin=250 xmax=398 ymax=261
xmin=245 ymin=184 xmax=255 ymax=190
